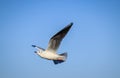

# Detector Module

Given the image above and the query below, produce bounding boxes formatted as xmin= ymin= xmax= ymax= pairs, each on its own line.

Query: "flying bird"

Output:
xmin=32 ymin=22 xmax=73 ymax=64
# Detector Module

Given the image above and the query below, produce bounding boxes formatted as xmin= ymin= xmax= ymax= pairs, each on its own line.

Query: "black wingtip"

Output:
xmin=70 ymin=22 xmax=73 ymax=26
xmin=32 ymin=45 xmax=36 ymax=47
xmin=34 ymin=51 xmax=37 ymax=53
xmin=67 ymin=22 xmax=73 ymax=28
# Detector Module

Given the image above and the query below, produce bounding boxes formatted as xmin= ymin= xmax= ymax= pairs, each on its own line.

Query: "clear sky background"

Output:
xmin=0 ymin=0 xmax=120 ymax=78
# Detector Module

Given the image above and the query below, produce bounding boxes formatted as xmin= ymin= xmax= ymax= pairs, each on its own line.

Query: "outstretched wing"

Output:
xmin=46 ymin=22 xmax=73 ymax=53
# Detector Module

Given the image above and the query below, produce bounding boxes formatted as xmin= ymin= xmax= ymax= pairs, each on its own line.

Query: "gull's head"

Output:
xmin=34 ymin=50 xmax=42 ymax=55
xmin=34 ymin=50 xmax=44 ymax=58
xmin=32 ymin=45 xmax=44 ymax=55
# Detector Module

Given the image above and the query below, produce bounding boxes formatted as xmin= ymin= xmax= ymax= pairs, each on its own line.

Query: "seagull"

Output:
xmin=32 ymin=22 xmax=73 ymax=64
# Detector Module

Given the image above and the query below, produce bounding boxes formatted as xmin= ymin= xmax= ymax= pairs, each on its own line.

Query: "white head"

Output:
xmin=32 ymin=45 xmax=45 ymax=56
xmin=34 ymin=49 xmax=44 ymax=55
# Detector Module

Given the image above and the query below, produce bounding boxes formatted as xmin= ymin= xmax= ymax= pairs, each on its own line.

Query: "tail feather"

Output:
xmin=53 ymin=52 xmax=67 ymax=65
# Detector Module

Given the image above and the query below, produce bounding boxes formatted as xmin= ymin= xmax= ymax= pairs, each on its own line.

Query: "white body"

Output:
xmin=36 ymin=50 xmax=65 ymax=60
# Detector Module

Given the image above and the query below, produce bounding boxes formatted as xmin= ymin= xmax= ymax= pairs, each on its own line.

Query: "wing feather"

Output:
xmin=46 ymin=22 xmax=73 ymax=53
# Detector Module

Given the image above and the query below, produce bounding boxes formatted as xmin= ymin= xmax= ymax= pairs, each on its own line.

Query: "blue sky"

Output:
xmin=0 ymin=0 xmax=120 ymax=78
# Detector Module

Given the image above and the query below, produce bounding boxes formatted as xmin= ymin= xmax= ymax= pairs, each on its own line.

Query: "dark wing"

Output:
xmin=46 ymin=22 xmax=73 ymax=53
